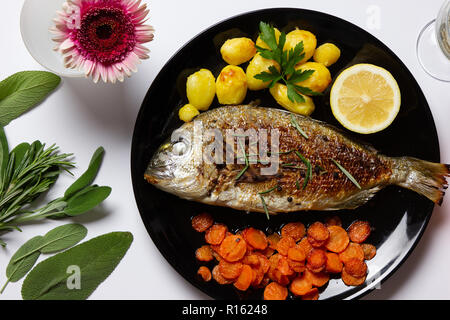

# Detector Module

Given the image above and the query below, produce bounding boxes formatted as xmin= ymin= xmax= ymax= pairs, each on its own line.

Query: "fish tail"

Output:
xmin=395 ymin=157 xmax=450 ymax=205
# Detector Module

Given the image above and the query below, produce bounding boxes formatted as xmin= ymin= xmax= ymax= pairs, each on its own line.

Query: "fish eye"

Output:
xmin=172 ymin=140 xmax=188 ymax=156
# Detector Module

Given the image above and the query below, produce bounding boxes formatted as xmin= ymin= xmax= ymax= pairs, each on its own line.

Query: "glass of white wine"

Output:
xmin=417 ymin=0 xmax=450 ymax=81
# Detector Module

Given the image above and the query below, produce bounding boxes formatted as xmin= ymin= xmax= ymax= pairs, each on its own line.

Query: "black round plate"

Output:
xmin=131 ymin=8 xmax=439 ymax=300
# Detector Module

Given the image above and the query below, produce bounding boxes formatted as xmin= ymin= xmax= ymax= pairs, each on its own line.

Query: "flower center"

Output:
xmin=74 ymin=6 xmax=136 ymax=65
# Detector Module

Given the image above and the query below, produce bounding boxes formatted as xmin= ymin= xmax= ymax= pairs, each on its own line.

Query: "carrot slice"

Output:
xmin=306 ymin=248 xmax=327 ymax=272
xmin=256 ymin=253 xmax=270 ymax=274
xmin=260 ymin=246 xmax=275 ymax=258
xmin=242 ymin=227 xmax=268 ymax=250
xmin=344 ymin=258 xmax=367 ymax=278
xmin=347 ymin=221 xmax=371 ymax=243
xmin=325 ymin=252 xmax=343 ymax=273
xmin=298 ymin=237 xmax=313 ymax=256
xmin=325 ymin=225 xmax=349 ymax=253
xmin=195 ymin=245 xmax=213 ymax=262
xmin=234 ymin=265 xmax=253 ymax=291
xmin=301 ymin=287 xmax=319 ymax=300
xmin=339 ymin=242 xmax=364 ymax=264
xmin=276 ymin=236 xmax=296 ymax=256
xmin=341 ymin=267 xmax=366 ymax=286
xmin=281 ymin=222 xmax=306 ymax=242
xmin=197 ymin=266 xmax=211 ymax=282
xmin=218 ymin=260 xmax=243 ymax=279
xmin=219 ymin=234 xmax=247 ymax=262
xmin=205 ymin=223 xmax=228 ymax=245
xmin=264 ymin=282 xmax=288 ymax=300
xmin=325 ymin=215 xmax=342 ymax=227
xmin=277 ymin=255 xmax=294 ymax=276
xmin=267 ymin=233 xmax=281 ymax=250
xmin=307 ymin=222 xmax=330 ymax=247
xmin=191 ymin=212 xmax=214 ymax=232
xmin=288 ymin=258 xmax=306 ymax=273
xmin=290 ymin=273 xmax=313 ymax=296
xmin=305 ymin=269 xmax=329 ymax=287
xmin=361 ymin=243 xmax=377 ymax=260
xmin=287 ymin=245 xmax=306 ymax=262
xmin=242 ymin=253 xmax=260 ymax=267
xmin=212 ymin=265 xmax=233 ymax=284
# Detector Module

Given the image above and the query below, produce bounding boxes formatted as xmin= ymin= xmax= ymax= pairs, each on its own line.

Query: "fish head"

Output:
xmin=144 ymin=124 xmax=210 ymax=199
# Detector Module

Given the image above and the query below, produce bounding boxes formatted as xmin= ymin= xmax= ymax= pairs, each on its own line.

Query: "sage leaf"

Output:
xmin=21 ymin=231 xmax=133 ymax=300
xmin=63 ymin=185 xmax=111 ymax=216
xmin=1 ymin=236 xmax=43 ymax=293
xmin=39 ymin=223 xmax=87 ymax=254
xmin=0 ymin=71 xmax=61 ymax=126
xmin=64 ymin=147 xmax=105 ymax=199
xmin=10 ymin=142 xmax=30 ymax=172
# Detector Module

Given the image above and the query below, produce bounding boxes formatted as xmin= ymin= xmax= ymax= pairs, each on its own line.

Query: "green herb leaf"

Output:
xmin=258 ymin=185 xmax=279 ymax=195
xmin=290 ymin=114 xmax=309 ymax=139
xmin=64 ymin=147 xmax=105 ymax=199
xmin=1 ymin=236 xmax=43 ymax=293
xmin=0 ymin=71 xmax=61 ymax=127
xmin=39 ymin=223 xmax=88 ymax=254
xmin=287 ymin=83 xmax=306 ymax=104
xmin=295 ymin=151 xmax=312 ymax=189
xmin=0 ymin=127 xmax=8 ymax=185
xmin=63 ymin=185 xmax=111 ymax=217
xmin=331 ymin=159 xmax=361 ymax=189
xmin=21 ymin=232 xmax=133 ymax=300
xmin=258 ymin=194 xmax=270 ymax=220
xmin=10 ymin=142 xmax=30 ymax=172
xmin=258 ymin=22 xmax=278 ymax=52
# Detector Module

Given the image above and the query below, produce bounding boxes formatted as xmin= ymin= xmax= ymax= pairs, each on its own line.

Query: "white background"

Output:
xmin=0 ymin=0 xmax=449 ymax=300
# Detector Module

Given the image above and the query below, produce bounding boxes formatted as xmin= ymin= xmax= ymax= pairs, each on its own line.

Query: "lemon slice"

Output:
xmin=330 ymin=63 xmax=401 ymax=134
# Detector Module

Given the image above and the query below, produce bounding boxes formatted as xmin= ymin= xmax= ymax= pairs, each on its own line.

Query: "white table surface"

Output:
xmin=0 ymin=0 xmax=449 ymax=300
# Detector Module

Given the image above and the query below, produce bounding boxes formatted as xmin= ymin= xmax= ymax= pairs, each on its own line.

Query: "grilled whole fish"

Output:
xmin=144 ymin=105 xmax=449 ymax=213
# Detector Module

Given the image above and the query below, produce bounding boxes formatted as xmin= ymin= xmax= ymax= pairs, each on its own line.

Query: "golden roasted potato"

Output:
xmin=294 ymin=62 xmax=331 ymax=94
xmin=284 ymin=30 xmax=317 ymax=65
xmin=179 ymin=104 xmax=200 ymax=122
xmin=216 ymin=65 xmax=247 ymax=105
xmin=246 ymin=53 xmax=280 ymax=91
xmin=220 ymin=37 xmax=256 ymax=65
xmin=313 ymin=43 xmax=341 ymax=67
xmin=186 ymin=69 xmax=216 ymax=111
xmin=256 ymin=27 xmax=281 ymax=49
xmin=269 ymin=83 xmax=315 ymax=116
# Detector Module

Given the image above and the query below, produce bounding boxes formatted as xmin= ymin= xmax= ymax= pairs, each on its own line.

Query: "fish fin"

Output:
xmin=330 ymin=186 xmax=382 ymax=210
xmin=396 ymin=157 xmax=450 ymax=205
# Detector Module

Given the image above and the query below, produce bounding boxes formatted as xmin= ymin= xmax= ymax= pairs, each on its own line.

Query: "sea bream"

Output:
xmin=144 ymin=105 xmax=449 ymax=214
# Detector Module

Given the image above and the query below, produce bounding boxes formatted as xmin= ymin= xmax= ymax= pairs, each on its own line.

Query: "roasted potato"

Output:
xmin=220 ymin=37 xmax=256 ymax=66
xmin=186 ymin=69 xmax=216 ymax=111
xmin=246 ymin=53 xmax=280 ymax=91
xmin=269 ymin=83 xmax=315 ymax=116
xmin=294 ymin=62 xmax=331 ymax=94
xmin=216 ymin=65 xmax=247 ymax=105
xmin=256 ymin=27 xmax=281 ymax=49
xmin=313 ymin=43 xmax=341 ymax=67
xmin=179 ymin=104 xmax=200 ymax=122
xmin=284 ymin=30 xmax=317 ymax=65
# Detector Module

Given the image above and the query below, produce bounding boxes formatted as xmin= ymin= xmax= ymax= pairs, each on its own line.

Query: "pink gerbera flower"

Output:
xmin=50 ymin=0 xmax=154 ymax=83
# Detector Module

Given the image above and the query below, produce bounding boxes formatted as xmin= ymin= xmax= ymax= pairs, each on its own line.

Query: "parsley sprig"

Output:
xmin=254 ymin=22 xmax=321 ymax=103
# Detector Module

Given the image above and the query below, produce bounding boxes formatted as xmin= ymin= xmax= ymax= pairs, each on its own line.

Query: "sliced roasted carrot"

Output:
xmin=305 ymin=269 xmax=329 ymax=287
xmin=298 ymin=237 xmax=313 ymax=256
xmin=361 ymin=243 xmax=377 ymax=260
xmin=264 ymin=282 xmax=288 ymax=300
xmin=219 ymin=234 xmax=247 ymax=262
xmin=344 ymin=258 xmax=367 ymax=278
xmin=288 ymin=258 xmax=306 ymax=273
xmin=205 ymin=223 xmax=228 ymax=245
xmin=281 ymin=222 xmax=306 ymax=242
xmin=290 ymin=273 xmax=313 ymax=296
xmin=287 ymin=245 xmax=306 ymax=262
xmin=195 ymin=245 xmax=213 ymax=262
xmin=325 ymin=225 xmax=349 ymax=253
xmin=234 ymin=265 xmax=253 ymax=291
xmin=197 ymin=266 xmax=212 ymax=282
xmin=242 ymin=253 xmax=260 ymax=267
xmin=191 ymin=212 xmax=214 ymax=232
xmin=307 ymin=222 xmax=330 ymax=247
xmin=277 ymin=255 xmax=294 ymax=276
xmin=339 ymin=242 xmax=364 ymax=264
xmin=306 ymin=248 xmax=327 ymax=272
xmin=325 ymin=252 xmax=343 ymax=273
xmin=255 ymin=253 xmax=270 ymax=274
xmin=341 ymin=267 xmax=366 ymax=286
xmin=218 ymin=260 xmax=243 ymax=279
xmin=347 ymin=220 xmax=371 ymax=243
xmin=212 ymin=265 xmax=233 ymax=284
xmin=301 ymin=287 xmax=319 ymax=300
xmin=260 ymin=246 xmax=275 ymax=258
xmin=267 ymin=233 xmax=281 ymax=250
xmin=325 ymin=215 xmax=342 ymax=227
xmin=242 ymin=227 xmax=268 ymax=250
xmin=276 ymin=236 xmax=296 ymax=256
xmin=251 ymin=266 xmax=265 ymax=287
xmin=269 ymin=268 xmax=290 ymax=286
